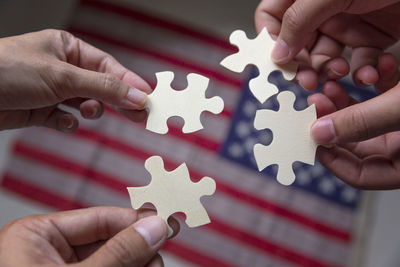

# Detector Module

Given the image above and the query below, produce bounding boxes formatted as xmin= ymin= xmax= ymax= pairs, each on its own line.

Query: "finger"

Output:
xmin=351 ymin=47 xmax=381 ymax=86
xmin=307 ymin=93 xmax=337 ymax=118
xmin=59 ymin=31 xmax=152 ymax=94
xmin=272 ymin=0 xmax=344 ymax=64
xmin=63 ymin=98 xmax=104 ymax=119
xmin=309 ymin=35 xmax=348 ymax=79
xmin=311 ymin=83 xmax=400 ymax=144
xmin=376 ymin=53 xmax=400 ymax=93
xmin=82 ymin=216 xmax=168 ymax=267
xmin=59 ymin=64 xmax=149 ymax=111
xmin=295 ymin=67 xmax=319 ymax=91
xmin=254 ymin=0 xmax=292 ymax=35
xmin=321 ymin=81 xmax=353 ymax=110
xmin=317 ymin=146 xmax=400 ymax=189
xmin=0 ymin=107 xmax=78 ymax=133
xmin=115 ymin=108 xmax=148 ymax=123
xmin=79 ymin=99 xmax=104 ymax=119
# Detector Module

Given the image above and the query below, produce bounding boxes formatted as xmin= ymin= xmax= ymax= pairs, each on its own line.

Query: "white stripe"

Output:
xmin=175 ymin=224 xmax=296 ymax=267
xmin=160 ymin=251 xmax=199 ymax=267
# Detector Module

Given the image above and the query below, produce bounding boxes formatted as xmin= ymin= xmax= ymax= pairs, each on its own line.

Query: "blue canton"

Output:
xmin=221 ymin=69 xmax=378 ymax=209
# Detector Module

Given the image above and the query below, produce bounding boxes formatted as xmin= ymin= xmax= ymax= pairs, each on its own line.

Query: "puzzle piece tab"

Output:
xmin=220 ymin=28 xmax=298 ymax=104
xmin=127 ymin=156 xmax=216 ymax=236
xmin=253 ymin=91 xmax=317 ymax=185
xmin=145 ymin=71 xmax=224 ymax=134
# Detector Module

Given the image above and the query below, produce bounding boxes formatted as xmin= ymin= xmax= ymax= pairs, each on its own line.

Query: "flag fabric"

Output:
xmin=0 ymin=1 xmax=372 ymax=266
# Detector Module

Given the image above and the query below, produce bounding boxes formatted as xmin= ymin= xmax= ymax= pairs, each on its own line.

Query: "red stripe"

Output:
xmin=80 ymin=0 xmax=235 ymax=53
xmin=0 ymin=174 xmax=231 ymax=267
xmin=105 ymin=106 xmax=222 ymax=152
xmin=11 ymin=141 xmax=339 ymax=266
xmin=163 ymin=241 xmax=232 ymax=267
xmin=68 ymin=27 xmax=242 ymax=89
xmin=1 ymin=174 xmax=84 ymax=210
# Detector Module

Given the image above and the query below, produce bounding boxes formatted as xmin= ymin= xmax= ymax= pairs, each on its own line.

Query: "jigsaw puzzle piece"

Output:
xmin=253 ymin=91 xmax=317 ymax=186
xmin=127 ymin=156 xmax=216 ymax=237
xmin=146 ymin=71 xmax=224 ymax=134
xmin=220 ymin=28 xmax=298 ymax=103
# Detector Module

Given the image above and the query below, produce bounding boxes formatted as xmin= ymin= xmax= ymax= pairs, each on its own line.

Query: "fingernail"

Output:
xmin=88 ymin=107 xmax=98 ymax=118
xmin=127 ymin=88 xmax=147 ymax=107
xmin=311 ymin=119 xmax=337 ymax=144
xmin=61 ymin=116 xmax=74 ymax=129
xmin=272 ymin=38 xmax=290 ymax=63
xmin=133 ymin=216 xmax=167 ymax=247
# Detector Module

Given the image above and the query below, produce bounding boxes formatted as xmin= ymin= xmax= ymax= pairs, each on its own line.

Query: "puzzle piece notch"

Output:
xmin=253 ymin=91 xmax=317 ymax=185
xmin=127 ymin=156 xmax=216 ymax=236
xmin=220 ymin=28 xmax=298 ymax=104
xmin=145 ymin=71 xmax=224 ymax=134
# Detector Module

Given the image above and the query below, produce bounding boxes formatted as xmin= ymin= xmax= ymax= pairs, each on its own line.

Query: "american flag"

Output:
xmin=0 ymin=0 xmax=373 ymax=266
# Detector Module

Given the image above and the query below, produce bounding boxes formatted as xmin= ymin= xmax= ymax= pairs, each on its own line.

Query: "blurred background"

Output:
xmin=1 ymin=0 xmax=400 ymax=266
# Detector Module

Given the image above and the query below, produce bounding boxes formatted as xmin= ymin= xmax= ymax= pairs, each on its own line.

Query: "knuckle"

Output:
xmin=283 ymin=6 xmax=302 ymax=33
xmin=347 ymin=108 xmax=371 ymax=141
xmin=102 ymin=73 xmax=123 ymax=95
xmin=104 ymin=233 xmax=142 ymax=267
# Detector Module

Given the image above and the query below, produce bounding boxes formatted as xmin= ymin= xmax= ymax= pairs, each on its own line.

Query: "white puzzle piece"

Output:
xmin=145 ymin=71 xmax=224 ymax=134
xmin=253 ymin=91 xmax=317 ymax=186
xmin=127 ymin=156 xmax=216 ymax=236
xmin=220 ymin=28 xmax=298 ymax=104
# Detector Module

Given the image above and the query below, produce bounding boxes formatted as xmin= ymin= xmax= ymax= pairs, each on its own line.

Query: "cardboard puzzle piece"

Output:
xmin=253 ymin=91 xmax=317 ymax=185
xmin=145 ymin=71 xmax=224 ymax=134
xmin=220 ymin=28 xmax=298 ymax=104
xmin=127 ymin=156 xmax=216 ymax=236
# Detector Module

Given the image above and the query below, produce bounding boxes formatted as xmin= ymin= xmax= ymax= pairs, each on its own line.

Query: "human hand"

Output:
xmin=0 ymin=207 xmax=179 ymax=267
xmin=0 ymin=29 xmax=152 ymax=133
xmin=309 ymin=80 xmax=400 ymax=189
xmin=255 ymin=0 xmax=400 ymax=91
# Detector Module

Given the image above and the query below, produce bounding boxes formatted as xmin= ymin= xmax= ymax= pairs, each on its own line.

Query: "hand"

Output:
xmin=255 ymin=0 xmax=400 ymax=91
xmin=0 ymin=207 xmax=179 ymax=267
xmin=309 ymin=80 xmax=400 ymax=189
xmin=0 ymin=29 xmax=152 ymax=133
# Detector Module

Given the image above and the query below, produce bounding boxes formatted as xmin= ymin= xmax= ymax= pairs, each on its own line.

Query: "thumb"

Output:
xmin=62 ymin=65 xmax=149 ymax=110
xmin=272 ymin=0 xmax=344 ymax=64
xmin=311 ymin=84 xmax=400 ymax=144
xmin=82 ymin=216 xmax=168 ymax=267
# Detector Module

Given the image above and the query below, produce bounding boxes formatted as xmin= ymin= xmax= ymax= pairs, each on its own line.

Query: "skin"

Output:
xmin=0 ymin=29 xmax=152 ymax=133
xmin=0 ymin=207 xmax=180 ymax=267
xmin=0 ymin=30 xmax=180 ymax=266
xmin=255 ymin=0 xmax=400 ymax=188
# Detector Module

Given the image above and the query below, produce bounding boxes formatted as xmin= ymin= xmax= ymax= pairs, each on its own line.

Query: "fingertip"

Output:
xmin=296 ymin=69 xmax=318 ymax=91
xmin=80 ymin=100 xmax=104 ymax=119
xmin=59 ymin=114 xmax=78 ymax=133
xmin=133 ymin=216 xmax=168 ymax=248
xmin=354 ymin=65 xmax=379 ymax=86
xmin=311 ymin=117 xmax=337 ymax=144
xmin=272 ymin=38 xmax=292 ymax=64
xmin=124 ymin=72 xmax=153 ymax=94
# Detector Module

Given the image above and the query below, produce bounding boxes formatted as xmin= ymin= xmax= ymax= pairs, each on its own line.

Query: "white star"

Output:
xmin=318 ymin=178 xmax=336 ymax=195
xmin=236 ymin=121 xmax=251 ymax=138
xmin=228 ymin=143 xmax=244 ymax=158
xmin=341 ymin=187 xmax=357 ymax=203
xmin=296 ymin=169 xmax=312 ymax=185
xmin=243 ymin=101 xmax=258 ymax=117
